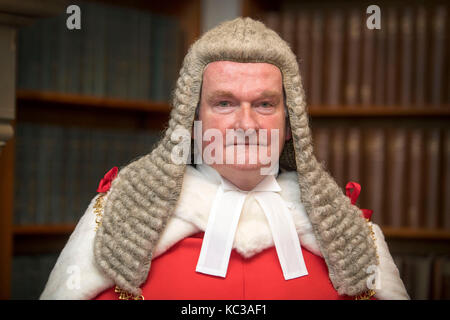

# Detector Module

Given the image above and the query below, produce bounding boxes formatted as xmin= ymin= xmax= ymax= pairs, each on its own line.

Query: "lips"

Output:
xmin=228 ymin=143 xmax=266 ymax=146
xmin=234 ymin=143 xmax=257 ymax=145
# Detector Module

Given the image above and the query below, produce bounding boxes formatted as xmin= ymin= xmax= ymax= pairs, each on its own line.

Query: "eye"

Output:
xmin=217 ymin=101 xmax=231 ymax=107
xmin=259 ymin=101 xmax=273 ymax=108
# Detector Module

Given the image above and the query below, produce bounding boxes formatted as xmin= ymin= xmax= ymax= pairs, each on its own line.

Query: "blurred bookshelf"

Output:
xmin=4 ymin=0 xmax=201 ymax=299
xmin=243 ymin=0 xmax=450 ymax=299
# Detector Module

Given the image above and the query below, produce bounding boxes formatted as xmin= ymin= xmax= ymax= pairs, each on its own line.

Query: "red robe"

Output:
xmin=94 ymin=232 xmax=358 ymax=300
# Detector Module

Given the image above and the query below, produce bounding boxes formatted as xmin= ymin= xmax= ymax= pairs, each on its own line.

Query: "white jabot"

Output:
xmin=195 ymin=164 xmax=308 ymax=280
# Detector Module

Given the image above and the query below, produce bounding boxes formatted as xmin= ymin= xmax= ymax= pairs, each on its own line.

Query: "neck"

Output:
xmin=210 ymin=164 xmax=267 ymax=191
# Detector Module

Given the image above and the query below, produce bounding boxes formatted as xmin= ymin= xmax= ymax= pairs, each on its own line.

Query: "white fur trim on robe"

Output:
xmin=40 ymin=165 xmax=409 ymax=300
xmin=153 ymin=166 xmax=323 ymax=259
xmin=40 ymin=194 xmax=114 ymax=300
xmin=370 ymin=223 xmax=410 ymax=300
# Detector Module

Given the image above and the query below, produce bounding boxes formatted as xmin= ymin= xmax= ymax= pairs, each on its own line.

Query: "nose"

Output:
xmin=234 ymin=103 xmax=259 ymax=131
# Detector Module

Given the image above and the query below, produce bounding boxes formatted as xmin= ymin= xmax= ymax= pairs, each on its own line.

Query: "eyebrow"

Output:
xmin=206 ymin=90 xmax=282 ymax=102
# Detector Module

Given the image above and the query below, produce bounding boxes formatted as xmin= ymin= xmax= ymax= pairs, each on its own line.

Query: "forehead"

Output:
xmin=202 ymin=61 xmax=283 ymax=92
xmin=204 ymin=60 xmax=282 ymax=75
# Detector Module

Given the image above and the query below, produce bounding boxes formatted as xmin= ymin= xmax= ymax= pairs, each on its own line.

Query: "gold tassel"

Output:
xmin=94 ymin=193 xmax=106 ymax=231
xmin=355 ymin=221 xmax=380 ymax=300
xmin=95 ymin=194 xmax=144 ymax=300
xmin=114 ymin=286 xmax=144 ymax=300
xmin=355 ymin=289 xmax=376 ymax=300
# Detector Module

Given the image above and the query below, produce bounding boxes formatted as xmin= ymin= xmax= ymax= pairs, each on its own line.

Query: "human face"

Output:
xmin=197 ymin=61 xmax=289 ymax=173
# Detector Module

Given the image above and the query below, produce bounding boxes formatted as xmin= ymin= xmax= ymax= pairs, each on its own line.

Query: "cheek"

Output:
xmin=201 ymin=111 xmax=237 ymax=131
xmin=202 ymin=117 xmax=227 ymax=136
xmin=199 ymin=115 xmax=232 ymax=148
xmin=264 ymin=117 xmax=286 ymax=143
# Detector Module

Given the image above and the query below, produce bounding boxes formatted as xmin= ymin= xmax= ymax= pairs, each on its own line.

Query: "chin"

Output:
xmin=226 ymin=163 xmax=263 ymax=171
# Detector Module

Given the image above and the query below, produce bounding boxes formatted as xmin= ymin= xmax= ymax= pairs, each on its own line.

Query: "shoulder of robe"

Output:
xmin=39 ymin=167 xmax=120 ymax=299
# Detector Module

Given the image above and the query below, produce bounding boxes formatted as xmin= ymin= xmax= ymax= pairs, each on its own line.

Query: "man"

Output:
xmin=40 ymin=17 xmax=408 ymax=300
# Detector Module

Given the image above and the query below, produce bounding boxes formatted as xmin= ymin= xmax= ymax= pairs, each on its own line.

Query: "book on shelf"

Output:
xmin=363 ymin=127 xmax=385 ymax=226
xmin=385 ymin=6 xmax=399 ymax=106
xmin=105 ymin=5 xmax=124 ymax=99
xmin=280 ymin=12 xmax=295 ymax=54
xmin=424 ymin=128 xmax=441 ymax=229
xmin=431 ymin=255 xmax=450 ymax=299
xmin=392 ymin=254 xmax=404 ymax=281
xmin=385 ymin=127 xmax=407 ymax=228
xmin=312 ymin=126 xmax=331 ymax=170
xmin=13 ymin=124 xmax=32 ymax=226
xmin=413 ymin=255 xmax=434 ymax=300
xmin=325 ymin=9 xmax=344 ymax=107
xmin=443 ymin=129 xmax=450 ymax=230
xmin=407 ymin=128 xmax=424 ymax=228
xmin=40 ymin=126 xmax=53 ymax=225
xmin=92 ymin=3 xmax=106 ymax=97
xmin=295 ymin=10 xmax=310 ymax=104
xmin=430 ymin=6 xmax=447 ymax=106
xmin=81 ymin=2 xmax=95 ymax=96
xmin=399 ymin=7 xmax=414 ymax=107
xmin=345 ymin=127 xmax=362 ymax=192
xmin=402 ymin=254 xmax=434 ymax=300
xmin=79 ymin=128 xmax=94 ymax=224
xmin=137 ymin=11 xmax=151 ymax=101
xmin=309 ymin=9 xmax=324 ymax=106
xmin=373 ymin=8 xmax=387 ymax=106
xmin=56 ymin=13 xmax=68 ymax=94
xmin=400 ymin=255 xmax=416 ymax=298
xmin=11 ymin=253 xmax=60 ymax=299
xmin=66 ymin=9 xmax=83 ymax=95
xmin=41 ymin=14 xmax=53 ymax=92
xmin=63 ymin=127 xmax=82 ymax=224
xmin=162 ymin=16 xmax=184 ymax=103
xmin=262 ymin=11 xmax=281 ymax=36
xmin=344 ymin=8 xmax=361 ymax=106
xmin=48 ymin=126 xmax=64 ymax=225
xmin=414 ymin=5 xmax=428 ymax=107
xmin=30 ymin=20 xmax=43 ymax=94
xmin=151 ymin=15 xmax=166 ymax=102
xmin=330 ymin=126 xmax=345 ymax=190
xmin=360 ymin=9 xmax=375 ymax=107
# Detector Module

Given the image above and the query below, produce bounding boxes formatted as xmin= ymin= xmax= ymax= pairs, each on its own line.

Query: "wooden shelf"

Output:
xmin=13 ymin=225 xmax=76 ymax=255
xmin=17 ymin=90 xmax=450 ymax=117
xmin=308 ymin=106 xmax=450 ymax=117
xmin=11 ymin=223 xmax=450 ymax=255
xmin=13 ymin=224 xmax=76 ymax=236
xmin=11 ymin=223 xmax=450 ymax=241
xmin=17 ymin=90 xmax=171 ymax=114
xmin=381 ymin=227 xmax=450 ymax=240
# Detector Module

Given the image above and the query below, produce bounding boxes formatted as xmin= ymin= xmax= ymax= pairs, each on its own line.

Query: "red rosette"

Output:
xmin=97 ymin=166 xmax=118 ymax=193
xmin=345 ymin=181 xmax=374 ymax=221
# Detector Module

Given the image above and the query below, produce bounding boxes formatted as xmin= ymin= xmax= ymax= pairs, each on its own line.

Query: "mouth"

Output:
xmin=228 ymin=142 xmax=266 ymax=146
